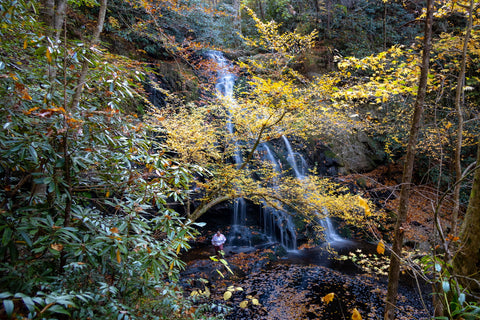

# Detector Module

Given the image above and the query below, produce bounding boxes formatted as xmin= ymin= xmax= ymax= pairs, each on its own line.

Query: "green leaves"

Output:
xmin=2 ymin=298 xmax=14 ymax=317
xmin=0 ymin=1 xmax=205 ymax=319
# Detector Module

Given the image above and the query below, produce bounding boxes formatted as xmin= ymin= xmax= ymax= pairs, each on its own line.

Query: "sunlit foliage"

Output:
xmin=148 ymin=6 xmax=384 ymax=233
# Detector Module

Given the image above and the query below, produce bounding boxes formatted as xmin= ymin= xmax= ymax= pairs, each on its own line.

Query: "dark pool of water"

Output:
xmin=182 ymin=238 xmax=433 ymax=319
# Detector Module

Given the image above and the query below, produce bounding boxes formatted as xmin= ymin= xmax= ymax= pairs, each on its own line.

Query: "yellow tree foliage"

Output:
xmin=147 ymin=1 xmax=386 ymax=237
xmin=239 ymin=7 xmax=318 ymax=80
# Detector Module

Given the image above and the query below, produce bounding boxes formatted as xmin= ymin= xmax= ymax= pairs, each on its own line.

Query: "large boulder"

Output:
xmin=328 ymin=130 xmax=386 ymax=174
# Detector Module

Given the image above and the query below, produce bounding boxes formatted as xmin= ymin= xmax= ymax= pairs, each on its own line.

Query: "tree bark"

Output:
xmin=383 ymin=1 xmax=434 ymax=319
xmin=53 ymin=0 xmax=67 ymax=44
xmin=452 ymin=0 xmax=474 ymax=236
xmin=71 ymin=0 xmax=108 ymax=109
xmin=40 ymin=0 xmax=67 ymax=42
xmin=453 ymin=140 xmax=480 ymax=294
xmin=188 ymin=195 xmax=233 ymax=222
xmin=39 ymin=0 xmax=55 ymax=31
xmin=232 ymin=0 xmax=242 ymax=47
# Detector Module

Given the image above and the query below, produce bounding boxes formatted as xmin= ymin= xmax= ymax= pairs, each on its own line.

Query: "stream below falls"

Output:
xmin=180 ymin=240 xmax=432 ymax=320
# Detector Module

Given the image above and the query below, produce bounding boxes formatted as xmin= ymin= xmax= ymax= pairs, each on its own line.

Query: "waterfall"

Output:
xmin=257 ymin=143 xmax=297 ymax=249
xmin=281 ymin=135 xmax=343 ymax=243
xmin=282 ymin=135 xmax=308 ymax=179
xmin=208 ymin=51 xmax=297 ymax=250
xmin=208 ymin=51 xmax=251 ymax=247
xmin=319 ymin=208 xmax=344 ymax=243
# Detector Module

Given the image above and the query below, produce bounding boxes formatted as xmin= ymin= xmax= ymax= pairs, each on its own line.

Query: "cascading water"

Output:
xmin=257 ymin=143 xmax=297 ymax=249
xmin=208 ymin=51 xmax=297 ymax=249
xmin=281 ymin=135 xmax=343 ymax=243
xmin=283 ymin=135 xmax=308 ymax=179
xmin=319 ymin=208 xmax=344 ymax=243
xmin=208 ymin=51 xmax=252 ymax=247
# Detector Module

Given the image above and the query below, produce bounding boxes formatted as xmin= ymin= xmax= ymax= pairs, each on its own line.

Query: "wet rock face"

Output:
xmin=326 ymin=131 xmax=386 ymax=175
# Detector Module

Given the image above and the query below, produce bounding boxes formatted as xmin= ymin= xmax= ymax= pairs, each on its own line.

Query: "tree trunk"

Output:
xmin=188 ymin=195 xmax=232 ymax=222
xmin=40 ymin=0 xmax=67 ymax=42
xmin=383 ymin=1 xmax=387 ymax=51
xmin=453 ymin=140 xmax=480 ymax=294
xmin=452 ymin=0 xmax=474 ymax=236
xmin=39 ymin=0 xmax=55 ymax=31
xmin=233 ymin=0 xmax=242 ymax=47
xmin=41 ymin=0 xmax=66 ymax=82
xmin=71 ymin=0 xmax=108 ymax=109
xmin=383 ymin=0 xmax=434 ymax=319
xmin=53 ymin=0 xmax=67 ymax=43
xmin=257 ymin=0 xmax=265 ymax=20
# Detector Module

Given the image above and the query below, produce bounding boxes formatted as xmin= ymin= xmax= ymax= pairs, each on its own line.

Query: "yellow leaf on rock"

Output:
xmin=377 ymin=240 xmax=385 ymax=255
xmin=190 ymin=290 xmax=199 ymax=297
xmin=223 ymin=291 xmax=232 ymax=301
xmin=352 ymin=308 xmax=362 ymax=320
xmin=322 ymin=292 xmax=335 ymax=304
xmin=239 ymin=300 xmax=248 ymax=309
xmin=203 ymin=287 xmax=211 ymax=297
xmin=252 ymin=298 xmax=260 ymax=306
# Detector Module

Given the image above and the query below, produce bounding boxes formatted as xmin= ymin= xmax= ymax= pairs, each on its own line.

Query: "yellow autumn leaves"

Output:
xmin=321 ymin=292 xmax=363 ymax=319
xmin=357 ymin=195 xmax=371 ymax=217
xmin=352 ymin=308 xmax=362 ymax=320
xmin=321 ymin=292 xmax=334 ymax=304
xmin=239 ymin=295 xmax=261 ymax=309
xmin=222 ymin=286 xmax=260 ymax=309
xmin=377 ymin=240 xmax=386 ymax=255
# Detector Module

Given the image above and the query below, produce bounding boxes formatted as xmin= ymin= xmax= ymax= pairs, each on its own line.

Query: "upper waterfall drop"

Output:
xmin=207 ymin=51 xmax=298 ymax=250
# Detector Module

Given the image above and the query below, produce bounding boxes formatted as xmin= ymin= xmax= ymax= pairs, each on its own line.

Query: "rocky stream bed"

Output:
xmin=180 ymin=240 xmax=433 ymax=320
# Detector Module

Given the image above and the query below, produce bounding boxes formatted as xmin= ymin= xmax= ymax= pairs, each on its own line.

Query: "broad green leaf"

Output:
xmin=2 ymin=228 xmax=12 ymax=246
xmin=3 ymin=300 xmax=14 ymax=316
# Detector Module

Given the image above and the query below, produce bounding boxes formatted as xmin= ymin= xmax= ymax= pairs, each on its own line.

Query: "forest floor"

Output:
xmin=341 ymin=163 xmax=455 ymax=247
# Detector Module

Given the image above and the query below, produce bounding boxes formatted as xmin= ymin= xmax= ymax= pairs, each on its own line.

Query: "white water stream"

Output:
xmin=282 ymin=136 xmax=344 ymax=243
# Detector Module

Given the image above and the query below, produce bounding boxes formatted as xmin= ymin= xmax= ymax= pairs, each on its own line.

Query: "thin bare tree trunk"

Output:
xmin=60 ymin=0 xmax=107 ymax=270
xmin=452 ymin=0 xmax=474 ymax=236
xmin=383 ymin=1 xmax=434 ymax=319
xmin=41 ymin=0 xmax=55 ymax=31
xmin=53 ymin=0 xmax=67 ymax=43
xmin=233 ymin=0 xmax=242 ymax=47
xmin=42 ymin=0 xmax=66 ymax=82
xmin=39 ymin=0 xmax=67 ymax=42
xmin=70 ymin=0 xmax=108 ymax=109
xmin=383 ymin=1 xmax=387 ymax=51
